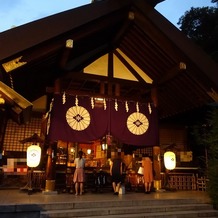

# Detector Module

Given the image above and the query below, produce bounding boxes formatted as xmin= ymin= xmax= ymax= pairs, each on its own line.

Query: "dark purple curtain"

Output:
xmin=109 ymin=100 xmax=158 ymax=146
xmin=48 ymin=95 xmax=109 ymax=142
xmin=48 ymin=95 xmax=158 ymax=146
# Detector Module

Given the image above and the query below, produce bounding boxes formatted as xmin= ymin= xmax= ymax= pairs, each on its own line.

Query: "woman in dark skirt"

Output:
xmin=110 ymin=153 xmax=123 ymax=195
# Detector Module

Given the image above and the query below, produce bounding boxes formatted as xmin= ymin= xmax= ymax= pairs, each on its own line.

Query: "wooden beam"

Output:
xmin=114 ymin=50 xmax=150 ymax=85
xmin=46 ymin=86 xmax=148 ymax=103
xmin=157 ymin=63 xmax=186 ymax=85
xmin=0 ymin=0 xmax=130 ymax=60
xmin=134 ymin=0 xmax=218 ymax=86
xmin=62 ymin=71 xmax=152 ymax=89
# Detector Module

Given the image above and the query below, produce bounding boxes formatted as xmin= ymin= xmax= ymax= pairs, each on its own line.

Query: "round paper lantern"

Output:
xmin=27 ymin=145 xmax=41 ymax=167
xmin=164 ymin=151 xmax=176 ymax=170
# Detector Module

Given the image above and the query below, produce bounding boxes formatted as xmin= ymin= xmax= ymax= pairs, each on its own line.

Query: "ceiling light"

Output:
xmin=0 ymin=96 xmax=5 ymax=104
xmin=66 ymin=39 xmax=73 ymax=48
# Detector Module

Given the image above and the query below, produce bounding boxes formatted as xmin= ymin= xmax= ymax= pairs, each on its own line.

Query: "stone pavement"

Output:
xmin=0 ymin=189 xmax=211 ymax=205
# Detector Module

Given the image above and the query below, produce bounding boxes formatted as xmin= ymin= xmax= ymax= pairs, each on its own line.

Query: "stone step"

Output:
xmin=77 ymin=210 xmax=218 ymax=218
xmin=40 ymin=203 xmax=218 ymax=218
xmin=39 ymin=198 xmax=199 ymax=211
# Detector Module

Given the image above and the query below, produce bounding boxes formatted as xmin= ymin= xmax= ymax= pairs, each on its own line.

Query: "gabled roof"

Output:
xmin=0 ymin=0 xmax=217 ymax=119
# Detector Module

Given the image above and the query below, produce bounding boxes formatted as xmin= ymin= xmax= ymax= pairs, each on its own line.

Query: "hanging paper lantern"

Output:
xmin=27 ymin=145 xmax=41 ymax=167
xmin=164 ymin=151 xmax=176 ymax=170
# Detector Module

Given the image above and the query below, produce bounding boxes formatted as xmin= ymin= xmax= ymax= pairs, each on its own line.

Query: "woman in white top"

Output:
xmin=73 ymin=150 xmax=85 ymax=195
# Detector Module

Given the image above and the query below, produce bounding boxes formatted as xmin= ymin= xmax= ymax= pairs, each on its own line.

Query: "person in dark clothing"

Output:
xmin=110 ymin=153 xmax=123 ymax=195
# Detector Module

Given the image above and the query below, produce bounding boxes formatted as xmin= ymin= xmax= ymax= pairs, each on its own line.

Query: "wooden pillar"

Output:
xmin=115 ymin=83 xmax=120 ymax=97
xmin=45 ymin=144 xmax=54 ymax=180
xmin=151 ymin=87 xmax=158 ymax=108
xmin=151 ymin=87 xmax=161 ymax=190
xmin=100 ymin=82 xmax=105 ymax=95
xmin=0 ymin=108 xmax=8 ymax=154
xmin=153 ymin=146 xmax=161 ymax=190
xmin=108 ymin=83 xmax=113 ymax=96
xmin=44 ymin=142 xmax=57 ymax=192
xmin=44 ymin=79 xmax=61 ymax=193
xmin=54 ymin=79 xmax=61 ymax=94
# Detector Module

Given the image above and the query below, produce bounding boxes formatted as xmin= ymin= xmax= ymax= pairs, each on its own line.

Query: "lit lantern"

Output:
xmin=137 ymin=166 xmax=144 ymax=175
xmin=87 ymin=149 xmax=92 ymax=155
xmin=164 ymin=151 xmax=176 ymax=170
xmin=101 ymin=143 xmax=108 ymax=151
xmin=27 ymin=144 xmax=41 ymax=167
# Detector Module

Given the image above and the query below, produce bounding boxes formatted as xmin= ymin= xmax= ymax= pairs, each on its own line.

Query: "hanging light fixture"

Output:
xmin=0 ymin=97 xmax=5 ymax=104
xmin=164 ymin=151 xmax=176 ymax=170
xmin=87 ymin=149 xmax=92 ymax=155
xmin=66 ymin=39 xmax=73 ymax=48
xmin=101 ymin=136 xmax=108 ymax=150
xmin=101 ymin=142 xmax=108 ymax=151
xmin=27 ymin=144 xmax=41 ymax=168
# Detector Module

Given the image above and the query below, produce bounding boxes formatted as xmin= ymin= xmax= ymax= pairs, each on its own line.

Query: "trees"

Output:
xmin=204 ymin=108 xmax=218 ymax=207
xmin=178 ymin=1 xmax=218 ymax=207
xmin=177 ymin=4 xmax=218 ymax=62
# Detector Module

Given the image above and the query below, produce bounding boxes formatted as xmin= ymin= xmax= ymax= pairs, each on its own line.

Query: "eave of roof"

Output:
xmin=0 ymin=0 xmax=217 ymax=120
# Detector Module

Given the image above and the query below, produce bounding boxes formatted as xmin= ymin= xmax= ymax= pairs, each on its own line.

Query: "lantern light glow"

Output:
xmin=164 ymin=151 xmax=176 ymax=170
xmin=27 ymin=144 xmax=41 ymax=167
xmin=87 ymin=149 xmax=91 ymax=155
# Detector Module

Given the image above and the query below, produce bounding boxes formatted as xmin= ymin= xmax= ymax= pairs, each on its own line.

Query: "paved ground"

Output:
xmin=0 ymin=189 xmax=211 ymax=205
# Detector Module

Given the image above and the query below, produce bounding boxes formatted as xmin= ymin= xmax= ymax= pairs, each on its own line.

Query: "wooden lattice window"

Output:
xmin=3 ymin=117 xmax=42 ymax=152
xmin=135 ymin=147 xmax=153 ymax=158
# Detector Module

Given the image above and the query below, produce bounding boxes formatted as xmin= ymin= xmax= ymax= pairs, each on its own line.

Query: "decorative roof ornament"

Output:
xmin=2 ymin=56 xmax=27 ymax=73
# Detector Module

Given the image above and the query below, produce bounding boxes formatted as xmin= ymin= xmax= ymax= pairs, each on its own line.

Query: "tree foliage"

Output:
xmin=189 ymin=107 xmax=218 ymax=206
xmin=204 ymin=108 xmax=218 ymax=206
xmin=178 ymin=6 xmax=218 ymax=62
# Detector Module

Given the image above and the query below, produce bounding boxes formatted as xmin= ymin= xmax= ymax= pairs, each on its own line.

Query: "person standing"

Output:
xmin=142 ymin=154 xmax=153 ymax=194
xmin=110 ymin=152 xmax=123 ymax=195
xmin=73 ymin=150 xmax=86 ymax=195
